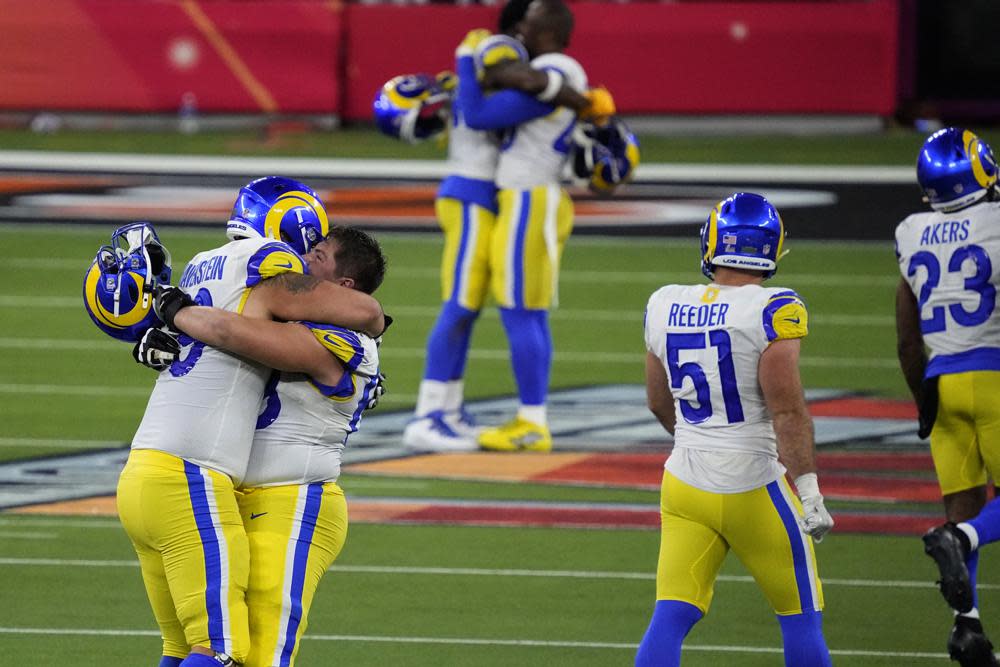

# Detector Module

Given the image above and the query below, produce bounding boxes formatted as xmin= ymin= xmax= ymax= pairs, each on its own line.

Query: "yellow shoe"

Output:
xmin=478 ymin=418 xmax=552 ymax=452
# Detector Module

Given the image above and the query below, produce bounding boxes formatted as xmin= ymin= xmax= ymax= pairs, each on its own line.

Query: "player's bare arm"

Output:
xmin=894 ymin=277 xmax=927 ymax=404
xmin=483 ymin=61 xmax=591 ymax=111
xmin=644 ymin=351 xmax=676 ymax=435
xmin=244 ymin=272 xmax=385 ymax=337
xmin=758 ymin=338 xmax=816 ymax=479
xmin=173 ymin=306 xmax=344 ymax=386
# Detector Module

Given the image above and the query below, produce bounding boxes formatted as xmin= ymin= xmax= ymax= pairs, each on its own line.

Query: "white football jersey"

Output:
xmin=895 ymin=200 xmax=1000 ymax=377
xmin=131 ymin=237 xmax=306 ymax=483
xmin=446 ymin=98 xmax=501 ymax=182
xmin=495 ymin=52 xmax=587 ymax=190
xmin=644 ymin=283 xmax=809 ymax=492
xmin=241 ymin=323 xmax=381 ymax=488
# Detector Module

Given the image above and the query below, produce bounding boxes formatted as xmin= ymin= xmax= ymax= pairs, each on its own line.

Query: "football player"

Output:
xmin=896 ymin=127 xmax=1000 ymax=666
xmin=637 ymin=193 xmax=833 ymax=667
xmin=380 ymin=0 xmax=613 ymax=452
xmin=454 ymin=0 xmax=603 ymax=452
xmin=108 ymin=178 xmax=386 ymax=667
xmin=140 ymin=225 xmax=386 ymax=667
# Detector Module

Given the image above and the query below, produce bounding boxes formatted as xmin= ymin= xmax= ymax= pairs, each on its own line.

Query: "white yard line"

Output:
xmin=0 ymin=556 xmax=990 ymax=592
xmin=0 ymin=625 xmax=946 ymax=659
xmin=0 ymin=342 xmax=900 ymax=369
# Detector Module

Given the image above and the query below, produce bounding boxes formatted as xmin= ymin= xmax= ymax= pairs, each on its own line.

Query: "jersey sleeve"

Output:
xmin=302 ymin=322 xmax=378 ymax=375
xmin=531 ymin=53 xmax=587 ymax=92
xmin=456 ymin=54 xmax=554 ymax=130
xmin=245 ymin=241 xmax=307 ymax=288
xmin=762 ymin=290 xmax=808 ymax=341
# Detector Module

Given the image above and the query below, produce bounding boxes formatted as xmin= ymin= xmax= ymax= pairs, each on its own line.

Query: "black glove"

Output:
xmin=917 ymin=376 xmax=939 ymax=439
xmin=154 ymin=284 xmax=195 ymax=332
xmin=365 ymin=372 xmax=387 ymax=411
xmin=132 ymin=327 xmax=181 ymax=371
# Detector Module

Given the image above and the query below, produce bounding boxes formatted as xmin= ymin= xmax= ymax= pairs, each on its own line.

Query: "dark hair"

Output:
xmin=536 ymin=0 xmax=573 ymax=48
xmin=325 ymin=225 xmax=386 ymax=295
xmin=498 ymin=0 xmax=533 ymax=34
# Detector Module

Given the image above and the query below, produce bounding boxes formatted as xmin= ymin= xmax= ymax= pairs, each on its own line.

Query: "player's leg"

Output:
xmin=119 ymin=450 xmax=251 ymax=664
xmin=118 ymin=461 xmax=191 ymax=663
xmin=406 ymin=196 xmax=494 ymax=451
xmin=240 ymin=482 xmax=348 ymax=667
xmin=635 ymin=471 xmax=726 ymax=667
xmin=919 ymin=372 xmax=1000 ymax=663
xmin=726 ymin=477 xmax=832 ymax=667
xmin=481 ymin=185 xmax=572 ymax=452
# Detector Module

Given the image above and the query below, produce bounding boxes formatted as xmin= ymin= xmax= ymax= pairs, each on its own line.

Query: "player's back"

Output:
xmin=494 ymin=52 xmax=586 ymax=190
xmin=644 ymin=283 xmax=808 ymax=492
xmin=242 ymin=324 xmax=381 ymax=488
xmin=445 ymin=100 xmax=501 ymax=183
xmin=131 ymin=237 xmax=305 ymax=483
xmin=895 ymin=200 xmax=1000 ymax=376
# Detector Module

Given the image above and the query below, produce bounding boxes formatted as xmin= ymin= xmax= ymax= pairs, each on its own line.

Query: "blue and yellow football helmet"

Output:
xmin=572 ymin=117 xmax=640 ymax=195
xmin=83 ymin=222 xmax=172 ymax=342
xmin=700 ymin=192 xmax=785 ymax=280
xmin=917 ymin=127 xmax=998 ymax=212
xmin=226 ymin=176 xmax=329 ymax=255
xmin=373 ymin=73 xmax=451 ymax=144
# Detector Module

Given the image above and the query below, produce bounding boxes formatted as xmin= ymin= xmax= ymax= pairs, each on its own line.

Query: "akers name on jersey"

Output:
xmin=895 ymin=200 xmax=1000 ymax=377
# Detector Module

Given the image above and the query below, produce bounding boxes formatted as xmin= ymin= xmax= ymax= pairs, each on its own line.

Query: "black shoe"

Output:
xmin=949 ymin=616 xmax=999 ymax=667
xmin=924 ymin=523 xmax=974 ymax=613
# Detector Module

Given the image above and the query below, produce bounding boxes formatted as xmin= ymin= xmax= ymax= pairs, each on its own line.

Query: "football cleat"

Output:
xmin=571 ymin=117 xmax=640 ymax=196
xmin=948 ymin=616 xmax=999 ymax=667
xmin=478 ymin=417 xmax=552 ymax=453
xmin=402 ymin=411 xmax=478 ymax=452
xmin=923 ymin=522 xmax=974 ymax=613
xmin=443 ymin=407 xmax=483 ymax=440
xmin=700 ymin=192 xmax=785 ymax=280
xmin=373 ymin=73 xmax=451 ymax=144
xmin=226 ymin=176 xmax=329 ymax=255
xmin=918 ymin=127 xmax=998 ymax=213
xmin=83 ymin=222 xmax=172 ymax=342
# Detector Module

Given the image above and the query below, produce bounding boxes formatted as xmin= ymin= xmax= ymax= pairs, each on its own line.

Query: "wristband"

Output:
xmin=536 ymin=70 xmax=564 ymax=103
xmin=794 ymin=472 xmax=820 ymax=498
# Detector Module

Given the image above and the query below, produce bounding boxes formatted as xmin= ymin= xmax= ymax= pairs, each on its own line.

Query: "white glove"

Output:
xmin=795 ymin=473 xmax=834 ymax=543
xmin=365 ymin=372 xmax=387 ymax=411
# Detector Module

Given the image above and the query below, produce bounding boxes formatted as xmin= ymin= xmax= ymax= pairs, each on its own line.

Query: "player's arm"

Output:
xmin=244 ymin=273 xmax=386 ymax=338
xmin=759 ymin=338 xmax=833 ymax=542
xmin=173 ymin=306 xmax=344 ymax=386
xmin=455 ymin=48 xmax=555 ymax=130
xmin=895 ymin=277 xmax=927 ymax=402
xmin=759 ymin=338 xmax=815 ymax=479
xmin=645 ymin=351 xmax=676 ymax=435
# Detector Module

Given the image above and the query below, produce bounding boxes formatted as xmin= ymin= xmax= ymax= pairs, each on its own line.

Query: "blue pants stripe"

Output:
xmin=766 ymin=480 xmax=814 ymax=612
xmin=450 ymin=201 xmax=472 ymax=302
xmin=277 ymin=483 xmax=325 ymax=666
xmin=183 ymin=461 xmax=226 ymax=654
xmin=512 ymin=191 xmax=531 ymax=309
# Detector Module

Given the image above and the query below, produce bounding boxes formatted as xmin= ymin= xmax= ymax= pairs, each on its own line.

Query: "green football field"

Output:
xmin=0 ymin=221 xmax=975 ymax=665
xmin=0 ymin=124 xmax=985 ymax=664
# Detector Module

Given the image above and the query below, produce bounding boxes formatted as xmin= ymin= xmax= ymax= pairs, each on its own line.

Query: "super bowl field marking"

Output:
xmin=0 ymin=625 xmax=947 ymax=659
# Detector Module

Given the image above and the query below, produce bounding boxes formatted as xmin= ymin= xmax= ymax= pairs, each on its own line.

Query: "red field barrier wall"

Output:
xmin=0 ymin=0 xmax=343 ymax=113
xmin=0 ymin=1 xmax=898 ymax=118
